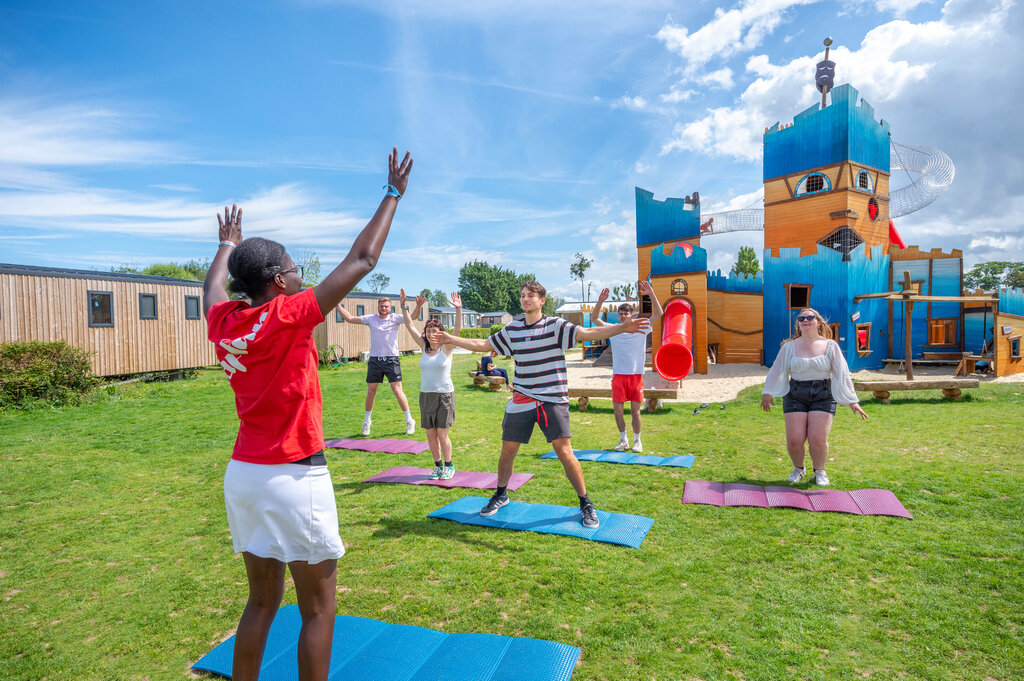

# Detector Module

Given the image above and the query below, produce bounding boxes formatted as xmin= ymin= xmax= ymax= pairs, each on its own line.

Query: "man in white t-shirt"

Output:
xmin=590 ymin=279 xmax=664 ymax=452
xmin=337 ymin=297 xmax=415 ymax=435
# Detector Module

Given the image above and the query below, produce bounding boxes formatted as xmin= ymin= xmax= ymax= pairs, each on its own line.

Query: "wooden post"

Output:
xmin=903 ymin=271 xmax=914 ymax=381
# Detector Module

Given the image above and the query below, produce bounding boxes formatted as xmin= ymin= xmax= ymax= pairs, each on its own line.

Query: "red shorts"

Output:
xmin=611 ymin=374 xmax=644 ymax=403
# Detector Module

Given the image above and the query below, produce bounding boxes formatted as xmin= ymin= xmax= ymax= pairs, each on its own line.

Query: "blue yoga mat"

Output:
xmin=193 ymin=604 xmax=581 ymax=681
xmin=428 ymin=496 xmax=654 ymax=548
xmin=541 ymin=449 xmax=694 ymax=468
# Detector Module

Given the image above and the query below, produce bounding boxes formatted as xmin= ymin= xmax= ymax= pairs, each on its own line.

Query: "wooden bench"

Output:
xmin=852 ymin=378 xmax=980 ymax=403
xmin=467 ymin=370 xmax=507 ymax=391
xmin=567 ymin=387 xmax=678 ymax=412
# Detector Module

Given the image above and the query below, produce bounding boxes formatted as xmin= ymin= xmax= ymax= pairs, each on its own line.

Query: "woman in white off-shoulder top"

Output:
xmin=761 ymin=308 xmax=868 ymax=487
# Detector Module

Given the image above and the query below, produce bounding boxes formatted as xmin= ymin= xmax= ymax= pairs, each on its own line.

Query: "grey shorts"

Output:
xmin=782 ymin=378 xmax=837 ymax=415
xmin=420 ymin=392 xmax=455 ymax=429
xmin=366 ymin=356 xmax=402 ymax=383
xmin=501 ymin=400 xmax=571 ymax=443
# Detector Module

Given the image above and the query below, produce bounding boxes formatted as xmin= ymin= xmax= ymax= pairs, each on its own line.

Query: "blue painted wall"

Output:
xmin=999 ymin=287 xmax=1024 ymax=316
xmin=635 ymin=187 xmax=701 ymax=246
xmin=889 ymin=258 xmax=962 ymax=358
xmin=707 ymin=269 xmax=763 ymax=293
xmin=763 ymin=244 xmax=889 ymax=371
xmin=763 ymin=84 xmax=891 ymax=180
xmin=651 ymin=243 xmax=707 ymax=277
xmin=964 ymin=308 xmax=994 ymax=355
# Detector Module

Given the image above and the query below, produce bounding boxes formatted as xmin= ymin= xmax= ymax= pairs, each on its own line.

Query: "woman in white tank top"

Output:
xmin=761 ymin=308 xmax=868 ymax=487
xmin=400 ymin=289 xmax=461 ymax=480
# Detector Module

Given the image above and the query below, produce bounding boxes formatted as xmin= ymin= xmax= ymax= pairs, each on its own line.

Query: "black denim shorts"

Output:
xmin=782 ymin=378 xmax=837 ymax=415
xmin=366 ymin=356 xmax=402 ymax=383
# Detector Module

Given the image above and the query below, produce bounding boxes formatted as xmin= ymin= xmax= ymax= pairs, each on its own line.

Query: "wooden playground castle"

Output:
xmin=635 ymin=75 xmax=1024 ymax=379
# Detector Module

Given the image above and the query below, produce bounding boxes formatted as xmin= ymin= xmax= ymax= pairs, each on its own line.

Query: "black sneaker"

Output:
xmin=480 ymin=492 xmax=509 ymax=516
xmin=580 ymin=501 xmax=600 ymax=529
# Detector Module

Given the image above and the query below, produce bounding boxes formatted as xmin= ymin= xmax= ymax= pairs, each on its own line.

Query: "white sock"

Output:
xmin=619 ymin=431 xmax=627 ymax=442
xmin=633 ymin=433 xmax=641 ymax=443
xmin=364 ymin=411 xmax=372 ymax=422
xmin=403 ymin=410 xmax=412 ymax=421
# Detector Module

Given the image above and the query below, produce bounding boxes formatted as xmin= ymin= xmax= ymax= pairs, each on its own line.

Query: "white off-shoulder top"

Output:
xmin=762 ymin=339 xmax=859 ymax=406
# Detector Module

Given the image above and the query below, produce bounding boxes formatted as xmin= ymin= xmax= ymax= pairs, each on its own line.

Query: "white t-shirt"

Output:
xmin=419 ymin=350 xmax=454 ymax=393
xmin=608 ymin=329 xmax=650 ymax=375
xmin=359 ymin=313 xmax=402 ymax=357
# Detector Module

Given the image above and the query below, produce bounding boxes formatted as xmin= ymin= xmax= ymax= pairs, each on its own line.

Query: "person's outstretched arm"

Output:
xmin=429 ymin=329 xmax=493 ymax=353
xmin=576 ymin=315 xmax=650 ymax=341
xmin=398 ymin=289 xmax=425 ymax=350
xmin=639 ymin=279 xmax=664 ymax=326
xmin=203 ymin=204 xmax=242 ymax=317
xmin=312 ymin=147 xmax=413 ymax=316
xmin=589 ymin=288 xmax=609 ymax=327
xmin=335 ymin=304 xmax=365 ymax=324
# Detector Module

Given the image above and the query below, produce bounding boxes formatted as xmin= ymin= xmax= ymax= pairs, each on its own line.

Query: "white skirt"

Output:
xmin=224 ymin=459 xmax=345 ymax=564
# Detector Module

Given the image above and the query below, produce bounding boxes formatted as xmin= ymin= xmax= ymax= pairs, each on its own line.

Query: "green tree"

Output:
xmin=458 ymin=261 xmax=518 ymax=313
xmin=543 ymin=294 xmax=564 ymax=316
xmin=366 ymin=272 xmax=390 ymax=293
xmin=428 ymin=289 xmax=449 ymax=307
xmin=301 ymin=252 xmax=323 ymax=287
xmin=964 ymin=261 xmax=1024 ymax=290
xmin=111 ymin=260 xmax=209 ymax=281
xmin=731 ymin=246 xmax=761 ymax=278
xmin=613 ymin=283 xmax=636 ymax=300
xmin=569 ymin=252 xmax=593 ymax=301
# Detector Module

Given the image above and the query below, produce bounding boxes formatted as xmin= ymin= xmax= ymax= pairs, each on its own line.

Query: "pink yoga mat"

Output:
xmin=682 ymin=480 xmax=912 ymax=519
xmin=363 ymin=466 xmax=533 ymax=491
xmin=324 ymin=438 xmax=430 ymax=454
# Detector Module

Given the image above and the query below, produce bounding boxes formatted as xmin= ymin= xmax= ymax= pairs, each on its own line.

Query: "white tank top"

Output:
xmin=419 ymin=350 xmax=454 ymax=393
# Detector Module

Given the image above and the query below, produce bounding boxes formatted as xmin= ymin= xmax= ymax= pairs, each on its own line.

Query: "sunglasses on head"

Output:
xmin=796 ymin=315 xmax=816 ymax=322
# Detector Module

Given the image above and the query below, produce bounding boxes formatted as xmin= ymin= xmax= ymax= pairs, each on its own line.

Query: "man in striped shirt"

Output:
xmin=429 ymin=280 xmax=649 ymax=528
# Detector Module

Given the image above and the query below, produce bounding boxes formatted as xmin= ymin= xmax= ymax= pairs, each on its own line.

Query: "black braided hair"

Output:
xmin=227 ymin=237 xmax=287 ymax=298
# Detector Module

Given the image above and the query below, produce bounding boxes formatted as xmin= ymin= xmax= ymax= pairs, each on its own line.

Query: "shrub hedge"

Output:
xmin=0 ymin=340 xmax=98 ymax=409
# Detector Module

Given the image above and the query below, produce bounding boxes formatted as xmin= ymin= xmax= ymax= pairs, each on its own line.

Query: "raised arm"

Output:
xmin=203 ymin=204 xmax=242 ymax=317
xmin=589 ymin=288 xmax=609 ymax=327
xmin=398 ymin=289 xmax=425 ymax=350
xmin=638 ymin=279 xmax=664 ymax=325
xmin=335 ymin=304 xmax=364 ymax=324
xmin=451 ymin=292 xmax=463 ymax=336
xmin=312 ymin=147 xmax=413 ymax=316
xmin=576 ymin=315 xmax=650 ymax=342
xmin=410 ymin=292 xmax=426 ymax=323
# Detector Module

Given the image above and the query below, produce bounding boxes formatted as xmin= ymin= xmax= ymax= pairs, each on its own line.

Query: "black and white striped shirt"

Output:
xmin=489 ymin=315 xmax=579 ymax=404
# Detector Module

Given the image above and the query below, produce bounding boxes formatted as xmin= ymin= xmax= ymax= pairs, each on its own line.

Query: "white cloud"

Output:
xmin=661 ymin=87 xmax=696 ymax=103
xmin=660 ymin=0 xmax=1010 ymax=163
xmin=656 ymin=0 xmax=820 ymax=78
xmin=699 ymin=67 xmax=736 ymax=89
xmin=610 ymin=95 xmax=649 ymax=111
xmin=0 ymin=100 xmax=175 ymax=167
xmin=634 ymin=161 xmax=651 ymax=174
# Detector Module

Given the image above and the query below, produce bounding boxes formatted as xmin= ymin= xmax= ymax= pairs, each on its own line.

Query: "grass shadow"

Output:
xmin=358 ymin=515 xmax=508 ymax=551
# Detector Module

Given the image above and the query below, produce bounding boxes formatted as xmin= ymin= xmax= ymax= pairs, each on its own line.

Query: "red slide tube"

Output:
xmin=654 ymin=299 xmax=694 ymax=381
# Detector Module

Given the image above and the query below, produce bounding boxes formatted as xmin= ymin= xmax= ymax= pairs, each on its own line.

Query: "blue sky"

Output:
xmin=1 ymin=0 xmax=1021 ymax=302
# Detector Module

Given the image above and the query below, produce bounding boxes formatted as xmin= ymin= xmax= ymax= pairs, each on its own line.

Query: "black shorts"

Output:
xmin=501 ymin=400 xmax=572 ymax=443
xmin=782 ymin=378 xmax=837 ymax=415
xmin=366 ymin=356 xmax=402 ymax=384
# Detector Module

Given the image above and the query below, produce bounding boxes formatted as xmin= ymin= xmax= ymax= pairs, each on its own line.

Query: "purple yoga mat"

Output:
xmin=324 ymin=438 xmax=430 ymax=454
xmin=682 ymin=480 xmax=912 ymax=519
xmin=363 ymin=466 xmax=533 ymax=491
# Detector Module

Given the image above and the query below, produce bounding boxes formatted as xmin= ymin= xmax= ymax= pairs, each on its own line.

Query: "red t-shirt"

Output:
xmin=206 ymin=287 xmax=325 ymax=464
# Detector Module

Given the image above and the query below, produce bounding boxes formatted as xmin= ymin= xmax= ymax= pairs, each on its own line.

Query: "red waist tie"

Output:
xmin=511 ymin=392 xmax=548 ymax=427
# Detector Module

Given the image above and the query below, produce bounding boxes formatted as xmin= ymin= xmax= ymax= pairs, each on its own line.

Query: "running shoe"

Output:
xmin=440 ymin=465 xmax=455 ymax=480
xmin=428 ymin=464 xmax=444 ymax=480
xmin=479 ymin=491 xmax=509 ymax=516
xmin=580 ymin=501 xmax=600 ymax=529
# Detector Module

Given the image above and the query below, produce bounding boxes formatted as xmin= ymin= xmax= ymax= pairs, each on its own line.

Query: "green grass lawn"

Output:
xmin=1 ymin=353 xmax=1022 ymax=680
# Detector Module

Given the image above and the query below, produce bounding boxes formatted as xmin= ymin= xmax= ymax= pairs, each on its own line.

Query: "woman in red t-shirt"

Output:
xmin=203 ymin=148 xmax=412 ymax=681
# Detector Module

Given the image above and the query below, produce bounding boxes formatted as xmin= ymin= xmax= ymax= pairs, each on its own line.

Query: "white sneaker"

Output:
xmin=814 ymin=469 xmax=830 ymax=487
xmin=361 ymin=421 xmax=371 ymax=436
xmin=405 ymin=419 xmax=416 ymax=435
xmin=786 ymin=466 xmax=805 ymax=483
xmin=612 ymin=441 xmax=629 ymax=452
xmin=631 ymin=441 xmax=643 ymax=453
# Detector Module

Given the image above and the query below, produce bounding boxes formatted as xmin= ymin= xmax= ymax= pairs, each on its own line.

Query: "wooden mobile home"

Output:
xmin=0 ymin=263 xmax=215 ymax=377
xmin=315 ymin=292 xmax=427 ymax=359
